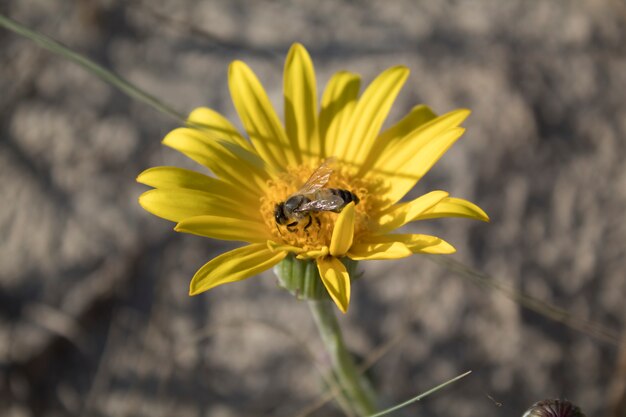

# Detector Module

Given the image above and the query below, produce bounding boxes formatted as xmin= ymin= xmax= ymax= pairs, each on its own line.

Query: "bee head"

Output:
xmin=274 ymin=203 xmax=289 ymax=225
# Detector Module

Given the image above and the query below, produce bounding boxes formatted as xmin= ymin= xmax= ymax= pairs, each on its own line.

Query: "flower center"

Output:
xmin=260 ymin=161 xmax=386 ymax=252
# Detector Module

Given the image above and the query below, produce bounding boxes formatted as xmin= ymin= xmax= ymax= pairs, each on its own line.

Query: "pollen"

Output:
xmin=260 ymin=160 xmax=387 ymax=252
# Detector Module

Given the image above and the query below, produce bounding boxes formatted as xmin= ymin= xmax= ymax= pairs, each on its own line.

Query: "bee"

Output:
xmin=274 ymin=159 xmax=360 ymax=232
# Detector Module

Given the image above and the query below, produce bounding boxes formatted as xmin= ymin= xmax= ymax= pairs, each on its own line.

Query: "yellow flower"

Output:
xmin=137 ymin=43 xmax=488 ymax=313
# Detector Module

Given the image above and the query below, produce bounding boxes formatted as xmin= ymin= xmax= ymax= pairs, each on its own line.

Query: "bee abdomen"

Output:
xmin=331 ymin=189 xmax=360 ymax=205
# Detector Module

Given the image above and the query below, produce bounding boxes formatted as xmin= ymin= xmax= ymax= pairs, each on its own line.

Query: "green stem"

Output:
xmin=308 ymin=300 xmax=377 ymax=416
xmin=0 ymin=14 xmax=186 ymax=122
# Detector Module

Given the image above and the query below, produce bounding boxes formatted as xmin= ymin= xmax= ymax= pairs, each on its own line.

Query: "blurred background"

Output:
xmin=1 ymin=0 xmax=626 ymax=416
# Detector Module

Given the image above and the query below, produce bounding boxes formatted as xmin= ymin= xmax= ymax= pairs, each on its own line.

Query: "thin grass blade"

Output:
xmin=0 ymin=14 xmax=186 ymax=122
xmin=428 ymin=255 xmax=620 ymax=346
xmin=367 ymin=370 xmax=472 ymax=417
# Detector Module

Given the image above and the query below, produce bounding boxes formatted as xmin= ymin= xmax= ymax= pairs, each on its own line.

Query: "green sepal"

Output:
xmin=274 ymin=254 xmax=358 ymax=300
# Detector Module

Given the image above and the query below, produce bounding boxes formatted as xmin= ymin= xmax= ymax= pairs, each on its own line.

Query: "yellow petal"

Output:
xmin=316 ymin=257 xmax=351 ymax=313
xmin=372 ymin=191 xmax=449 ymax=234
xmin=363 ymin=234 xmax=456 ymax=255
xmin=370 ymin=109 xmax=470 ymax=203
xmin=137 ymin=166 xmax=217 ymax=190
xmin=138 ymin=188 xmax=258 ymax=223
xmin=267 ymin=240 xmax=305 ymax=254
xmin=359 ymin=105 xmax=437 ymax=176
xmin=334 ymin=66 xmax=409 ymax=166
xmin=189 ymin=244 xmax=287 ymax=295
xmin=409 ymin=237 xmax=456 ymax=254
xmin=229 ymin=60 xmax=295 ymax=168
xmin=387 ymin=128 xmax=465 ymax=203
xmin=415 ymin=197 xmax=490 ymax=222
xmin=175 ymin=215 xmax=270 ymax=243
xmin=320 ymin=71 xmax=361 ymax=159
xmin=136 ymin=166 xmax=258 ymax=205
xmin=187 ymin=107 xmax=254 ymax=152
xmin=297 ymin=246 xmax=329 ymax=259
xmin=380 ymin=104 xmax=438 ymax=141
xmin=329 ymin=202 xmax=355 ymax=257
xmin=162 ymin=127 xmax=269 ymax=196
xmin=284 ymin=43 xmax=318 ymax=164
xmin=348 ymin=241 xmax=413 ymax=260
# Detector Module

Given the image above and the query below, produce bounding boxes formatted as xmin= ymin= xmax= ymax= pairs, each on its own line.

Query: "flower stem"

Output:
xmin=308 ymin=299 xmax=377 ymax=416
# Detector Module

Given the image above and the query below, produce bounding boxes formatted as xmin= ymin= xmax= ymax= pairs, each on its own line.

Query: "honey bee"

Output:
xmin=274 ymin=159 xmax=360 ymax=232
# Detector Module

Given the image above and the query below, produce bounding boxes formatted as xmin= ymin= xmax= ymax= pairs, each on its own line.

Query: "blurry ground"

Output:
xmin=1 ymin=1 xmax=626 ymax=416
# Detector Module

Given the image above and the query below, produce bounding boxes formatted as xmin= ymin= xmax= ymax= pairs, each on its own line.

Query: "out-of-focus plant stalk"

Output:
xmin=308 ymin=299 xmax=377 ymax=416
xmin=0 ymin=14 xmax=186 ymax=122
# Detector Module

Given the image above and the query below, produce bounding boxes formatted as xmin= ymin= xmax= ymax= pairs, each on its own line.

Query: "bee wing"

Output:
xmin=296 ymin=158 xmax=336 ymax=195
xmin=295 ymin=194 xmax=345 ymax=212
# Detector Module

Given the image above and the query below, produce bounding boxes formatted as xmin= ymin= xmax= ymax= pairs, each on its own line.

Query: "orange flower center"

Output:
xmin=260 ymin=161 xmax=387 ymax=252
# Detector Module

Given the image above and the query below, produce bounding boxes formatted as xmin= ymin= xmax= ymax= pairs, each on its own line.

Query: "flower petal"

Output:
xmin=359 ymin=105 xmax=437 ymax=175
xmin=348 ymin=241 xmax=413 ymax=260
xmin=189 ymin=244 xmax=287 ymax=295
xmin=415 ymin=197 xmax=490 ymax=222
xmin=363 ymin=234 xmax=456 ymax=255
xmin=298 ymin=246 xmax=329 ymax=259
xmin=187 ymin=107 xmax=254 ymax=152
xmin=372 ymin=191 xmax=449 ymax=234
xmin=380 ymin=104 xmax=439 ymax=142
xmin=229 ymin=60 xmax=294 ymax=169
xmin=138 ymin=188 xmax=258 ymax=223
xmin=137 ymin=166 xmax=219 ymax=191
xmin=316 ymin=256 xmax=351 ymax=313
xmin=387 ymin=128 xmax=465 ymax=203
xmin=175 ymin=215 xmax=269 ymax=243
xmin=408 ymin=236 xmax=456 ymax=254
xmin=320 ymin=71 xmax=361 ymax=159
xmin=334 ymin=66 xmax=409 ymax=166
xmin=284 ymin=43 xmax=318 ymax=164
xmin=330 ymin=202 xmax=355 ymax=257
xmin=136 ymin=166 xmax=259 ymax=204
xmin=162 ymin=127 xmax=269 ymax=196
xmin=267 ymin=240 xmax=305 ymax=254
xmin=370 ymin=109 xmax=470 ymax=204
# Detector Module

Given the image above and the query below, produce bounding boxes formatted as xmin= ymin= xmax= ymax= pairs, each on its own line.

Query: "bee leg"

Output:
xmin=314 ymin=217 xmax=321 ymax=228
xmin=275 ymin=223 xmax=284 ymax=236
xmin=303 ymin=215 xmax=313 ymax=232
xmin=286 ymin=221 xmax=298 ymax=233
